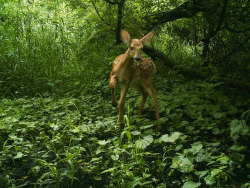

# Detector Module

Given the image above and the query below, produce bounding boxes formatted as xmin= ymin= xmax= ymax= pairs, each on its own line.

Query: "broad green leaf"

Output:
xmin=139 ymin=124 xmax=154 ymax=130
xmin=183 ymin=181 xmax=201 ymax=188
xmin=98 ymin=140 xmax=110 ymax=146
xmin=230 ymin=119 xmax=249 ymax=141
xmin=210 ymin=169 xmax=221 ymax=178
xmin=195 ymin=151 xmax=211 ymax=162
xmin=50 ymin=123 xmax=60 ymax=131
xmin=196 ymin=170 xmax=208 ymax=178
xmin=161 ymin=132 xmax=181 ymax=143
xmin=143 ymin=135 xmax=154 ymax=144
xmin=171 ymin=155 xmax=194 ymax=173
xmin=204 ymin=175 xmax=216 ymax=185
xmin=111 ymin=154 xmax=119 ymax=161
xmin=14 ymin=152 xmax=24 ymax=159
xmin=189 ymin=142 xmax=203 ymax=154
xmin=131 ymin=130 xmax=140 ymax=135
xmin=135 ymin=135 xmax=153 ymax=150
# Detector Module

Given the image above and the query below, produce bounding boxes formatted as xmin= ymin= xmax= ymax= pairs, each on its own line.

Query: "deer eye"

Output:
xmin=130 ymin=46 xmax=134 ymax=50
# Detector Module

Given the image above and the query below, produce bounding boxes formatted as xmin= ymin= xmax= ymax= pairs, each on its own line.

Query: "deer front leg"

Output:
xmin=118 ymin=84 xmax=129 ymax=123
xmin=110 ymin=76 xmax=117 ymax=107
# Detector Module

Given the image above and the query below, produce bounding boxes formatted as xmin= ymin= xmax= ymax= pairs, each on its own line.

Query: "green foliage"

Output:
xmin=0 ymin=0 xmax=249 ymax=187
xmin=0 ymin=74 xmax=249 ymax=187
xmin=0 ymin=0 xmax=111 ymax=97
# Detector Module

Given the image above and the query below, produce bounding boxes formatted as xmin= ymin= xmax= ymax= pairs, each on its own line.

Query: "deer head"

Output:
xmin=121 ymin=30 xmax=154 ymax=62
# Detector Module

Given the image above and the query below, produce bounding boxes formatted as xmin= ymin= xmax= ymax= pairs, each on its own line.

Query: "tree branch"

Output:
xmin=104 ymin=0 xmax=120 ymax=5
xmin=222 ymin=26 xmax=250 ymax=33
xmin=222 ymin=36 xmax=250 ymax=61
xmin=145 ymin=0 xmax=217 ymax=30
xmin=90 ymin=0 xmax=110 ymax=26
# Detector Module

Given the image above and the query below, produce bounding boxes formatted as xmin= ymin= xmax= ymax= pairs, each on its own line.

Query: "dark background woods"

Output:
xmin=0 ymin=0 xmax=249 ymax=187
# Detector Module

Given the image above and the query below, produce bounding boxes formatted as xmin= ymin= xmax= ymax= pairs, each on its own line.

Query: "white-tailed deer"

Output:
xmin=110 ymin=30 xmax=159 ymax=123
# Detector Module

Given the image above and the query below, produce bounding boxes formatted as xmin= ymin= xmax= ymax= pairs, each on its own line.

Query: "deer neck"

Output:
xmin=121 ymin=50 xmax=133 ymax=69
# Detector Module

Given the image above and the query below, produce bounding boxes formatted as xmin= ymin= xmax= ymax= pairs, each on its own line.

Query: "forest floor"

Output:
xmin=0 ymin=70 xmax=249 ymax=188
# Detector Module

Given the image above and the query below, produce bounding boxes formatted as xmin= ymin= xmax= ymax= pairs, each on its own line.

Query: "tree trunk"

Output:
xmin=143 ymin=46 xmax=250 ymax=92
xmin=115 ymin=0 xmax=125 ymax=45
xmin=143 ymin=46 xmax=207 ymax=79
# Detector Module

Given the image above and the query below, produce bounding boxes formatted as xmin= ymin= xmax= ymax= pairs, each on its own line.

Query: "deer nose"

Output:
xmin=135 ymin=57 xmax=141 ymax=61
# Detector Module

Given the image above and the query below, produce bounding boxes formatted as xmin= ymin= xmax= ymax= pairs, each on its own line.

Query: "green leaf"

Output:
xmin=229 ymin=144 xmax=246 ymax=151
xmin=195 ymin=151 xmax=211 ymax=162
xmin=98 ymin=140 xmax=110 ymax=146
xmin=143 ymin=135 xmax=154 ymax=144
xmin=93 ymin=176 xmax=102 ymax=181
xmin=228 ymin=106 xmax=238 ymax=115
xmin=183 ymin=181 xmax=201 ymax=188
xmin=111 ymin=154 xmax=119 ymax=161
xmin=131 ymin=130 xmax=140 ymax=135
xmin=229 ymin=152 xmax=244 ymax=162
xmin=14 ymin=152 xmax=24 ymax=159
xmin=127 ymin=177 xmax=142 ymax=188
xmin=102 ymin=167 xmax=117 ymax=174
xmin=135 ymin=135 xmax=153 ymax=149
xmin=213 ymin=112 xmax=224 ymax=119
xmin=139 ymin=124 xmax=154 ymax=130
xmin=171 ymin=155 xmax=194 ymax=173
xmin=189 ymin=142 xmax=203 ymax=154
xmin=204 ymin=169 xmax=222 ymax=185
xmin=196 ymin=170 xmax=208 ymax=178
xmin=230 ymin=119 xmax=249 ymax=141
xmin=160 ymin=132 xmax=181 ymax=143
xmin=204 ymin=175 xmax=216 ymax=185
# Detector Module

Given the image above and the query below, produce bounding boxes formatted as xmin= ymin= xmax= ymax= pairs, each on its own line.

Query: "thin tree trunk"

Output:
xmin=115 ymin=0 xmax=125 ymax=44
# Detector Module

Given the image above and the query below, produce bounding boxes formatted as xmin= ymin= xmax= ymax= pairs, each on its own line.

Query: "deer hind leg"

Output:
xmin=135 ymin=84 xmax=148 ymax=116
xmin=143 ymin=80 xmax=160 ymax=120
xmin=110 ymin=76 xmax=117 ymax=107
xmin=138 ymin=92 xmax=148 ymax=115
xmin=117 ymin=84 xmax=129 ymax=123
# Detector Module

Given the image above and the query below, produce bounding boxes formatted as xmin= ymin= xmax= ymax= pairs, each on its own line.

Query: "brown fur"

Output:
xmin=110 ymin=30 xmax=159 ymax=123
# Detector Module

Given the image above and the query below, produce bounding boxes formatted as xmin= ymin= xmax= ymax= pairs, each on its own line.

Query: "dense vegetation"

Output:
xmin=0 ymin=0 xmax=249 ymax=187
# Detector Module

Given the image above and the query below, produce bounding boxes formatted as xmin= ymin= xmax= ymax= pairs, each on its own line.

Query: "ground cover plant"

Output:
xmin=0 ymin=0 xmax=249 ymax=187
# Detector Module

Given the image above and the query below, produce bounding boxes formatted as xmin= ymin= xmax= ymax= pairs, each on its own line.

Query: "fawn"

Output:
xmin=110 ymin=30 xmax=159 ymax=123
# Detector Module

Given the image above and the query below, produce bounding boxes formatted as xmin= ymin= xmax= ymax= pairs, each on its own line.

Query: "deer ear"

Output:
xmin=142 ymin=32 xmax=154 ymax=45
xmin=121 ymin=30 xmax=130 ymax=44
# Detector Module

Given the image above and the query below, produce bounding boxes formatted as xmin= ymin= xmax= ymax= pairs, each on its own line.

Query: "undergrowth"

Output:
xmin=0 ymin=73 xmax=249 ymax=187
